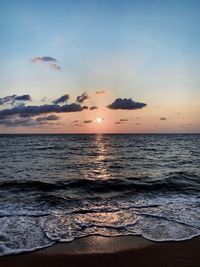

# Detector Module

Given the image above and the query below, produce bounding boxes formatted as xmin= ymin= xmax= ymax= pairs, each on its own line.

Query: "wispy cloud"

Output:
xmin=49 ymin=63 xmax=61 ymax=70
xmin=115 ymin=118 xmax=128 ymax=124
xmin=83 ymin=120 xmax=93 ymax=124
xmin=31 ymin=56 xmax=57 ymax=63
xmin=90 ymin=106 xmax=98 ymax=110
xmin=95 ymin=90 xmax=106 ymax=95
xmin=76 ymin=92 xmax=89 ymax=103
xmin=108 ymin=98 xmax=147 ymax=110
xmin=36 ymin=115 xmax=59 ymax=122
xmin=0 ymin=115 xmax=64 ymax=128
xmin=0 ymin=117 xmax=37 ymax=127
xmin=31 ymin=56 xmax=61 ymax=70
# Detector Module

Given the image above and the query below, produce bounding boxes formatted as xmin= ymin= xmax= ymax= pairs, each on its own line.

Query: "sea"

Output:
xmin=0 ymin=134 xmax=199 ymax=255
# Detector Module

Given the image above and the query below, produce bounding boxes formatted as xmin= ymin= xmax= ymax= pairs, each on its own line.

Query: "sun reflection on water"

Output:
xmin=92 ymin=134 xmax=111 ymax=180
xmin=79 ymin=134 xmax=112 ymax=181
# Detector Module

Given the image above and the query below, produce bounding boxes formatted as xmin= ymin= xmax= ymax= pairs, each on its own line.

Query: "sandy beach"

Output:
xmin=1 ymin=235 xmax=200 ymax=267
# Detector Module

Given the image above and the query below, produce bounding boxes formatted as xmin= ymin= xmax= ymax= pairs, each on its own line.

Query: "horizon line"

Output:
xmin=0 ymin=132 xmax=199 ymax=135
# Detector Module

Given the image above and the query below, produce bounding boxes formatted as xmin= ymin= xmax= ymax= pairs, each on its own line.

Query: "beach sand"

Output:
xmin=0 ymin=235 xmax=200 ymax=267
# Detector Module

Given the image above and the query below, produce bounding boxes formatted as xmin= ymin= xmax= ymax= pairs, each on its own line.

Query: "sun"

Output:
xmin=96 ymin=117 xmax=102 ymax=123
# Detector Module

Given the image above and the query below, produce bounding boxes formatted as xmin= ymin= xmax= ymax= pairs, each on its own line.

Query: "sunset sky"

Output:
xmin=0 ymin=0 xmax=199 ymax=133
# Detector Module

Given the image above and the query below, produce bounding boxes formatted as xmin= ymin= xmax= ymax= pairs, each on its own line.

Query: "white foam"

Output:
xmin=0 ymin=192 xmax=199 ymax=256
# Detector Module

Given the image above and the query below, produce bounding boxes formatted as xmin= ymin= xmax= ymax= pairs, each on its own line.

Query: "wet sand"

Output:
xmin=0 ymin=235 xmax=200 ymax=267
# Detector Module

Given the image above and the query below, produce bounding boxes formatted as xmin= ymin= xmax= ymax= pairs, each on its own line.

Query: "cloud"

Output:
xmin=0 ymin=115 xmax=63 ymax=128
xmin=52 ymin=94 xmax=69 ymax=105
xmin=31 ymin=56 xmax=57 ymax=63
xmin=95 ymin=90 xmax=106 ymax=95
xmin=0 ymin=93 xmax=89 ymax=128
xmin=15 ymin=95 xmax=31 ymax=101
xmin=90 ymin=106 xmax=98 ymax=110
xmin=0 ymin=117 xmax=46 ymax=127
xmin=0 ymin=94 xmax=31 ymax=106
xmin=120 ymin=118 xmax=128 ymax=122
xmin=31 ymin=56 xmax=61 ymax=70
xmin=76 ymin=92 xmax=89 ymax=103
xmin=160 ymin=117 xmax=167 ymax=120
xmin=49 ymin=63 xmax=61 ymax=70
xmin=41 ymin=97 xmax=47 ymax=102
xmin=0 ymin=103 xmax=87 ymax=118
xmin=82 ymin=106 xmax=88 ymax=110
xmin=83 ymin=120 xmax=93 ymax=124
xmin=115 ymin=118 xmax=128 ymax=124
xmin=36 ymin=115 xmax=59 ymax=122
xmin=107 ymin=98 xmax=147 ymax=110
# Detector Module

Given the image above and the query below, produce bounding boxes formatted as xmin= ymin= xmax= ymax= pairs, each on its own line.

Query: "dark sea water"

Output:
xmin=0 ymin=134 xmax=199 ymax=255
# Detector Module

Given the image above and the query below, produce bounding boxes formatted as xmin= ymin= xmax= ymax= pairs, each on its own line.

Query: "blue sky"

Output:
xmin=0 ymin=0 xmax=199 ymax=133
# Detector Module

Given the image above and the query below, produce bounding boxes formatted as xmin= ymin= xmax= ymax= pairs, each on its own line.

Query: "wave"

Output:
xmin=0 ymin=192 xmax=199 ymax=256
xmin=0 ymin=171 xmax=199 ymax=194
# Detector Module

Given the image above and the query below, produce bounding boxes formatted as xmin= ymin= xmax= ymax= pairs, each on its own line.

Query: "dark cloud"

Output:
xmin=52 ymin=94 xmax=69 ymax=105
xmin=0 ymin=95 xmax=31 ymax=106
xmin=107 ymin=98 xmax=147 ymax=110
xmin=96 ymin=90 xmax=106 ymax=95
xmin=0 ymin=115 xmax=7 ymax=120
xmin=120 ymin=119 xmax=128 ymax=122
xmin=83 ymin=120 xmax=93 ymax=124
xmin=36 ymin=115 xmax=59 ymax=122
xmin=0 ymin=117 xmax=44 ymax=127
xmin=76 ymin=92 xmax=89 ymax=103
xmin=15 ymin=95 xmax=31 ymax=101
xmin=115 ymin=118 xmax=128 ymax=124
xmin=160 ymin=117 xmax=167 ymax=120
xmin=72 ymin=120 xmax=79 ymax=123
xmin=0 ymin=103 xmax=87 ymax=118
xmin=90 ymin=106 xmax=98 ymax=110
xmin=0 ymin=93 xmax=88 ymax=128
xmin=31 ymin=56 xmax=57 ymax=63
xmin=0 ymin=114 xmax=62 ymax=128
xmin=82 ymin=106 xmax=88 ymax=110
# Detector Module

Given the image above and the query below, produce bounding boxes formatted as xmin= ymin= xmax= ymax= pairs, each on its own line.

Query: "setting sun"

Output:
xmin=96 ymin=117 xmax=102 ymax=123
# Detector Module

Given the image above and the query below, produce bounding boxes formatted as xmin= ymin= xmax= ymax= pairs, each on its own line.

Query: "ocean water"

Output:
xmin=0 ymin=134 xmax=199 ymax=255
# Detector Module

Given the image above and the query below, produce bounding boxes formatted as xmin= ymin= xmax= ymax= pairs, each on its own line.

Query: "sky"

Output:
xmin=0 ymin=0 xmax=199 ymax=133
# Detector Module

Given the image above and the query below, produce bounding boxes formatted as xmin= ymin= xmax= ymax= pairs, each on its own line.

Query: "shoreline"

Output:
xmin=1 ymin=235 xmax=200 ymax=267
